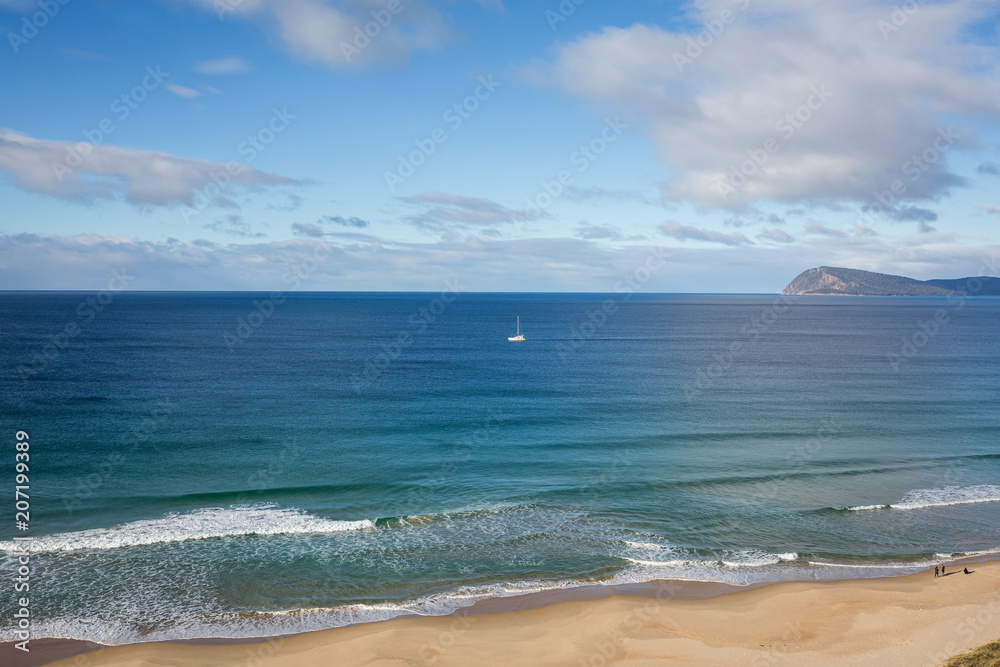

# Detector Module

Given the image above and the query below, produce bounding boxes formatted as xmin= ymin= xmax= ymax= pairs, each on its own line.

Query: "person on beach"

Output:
xmin=963 ymin=567 xmax=970 ymax=574
xmin=942 ymin=566 xmax=946 ymax=575
xmin=935 ymin=566 xmax=939 ymax=578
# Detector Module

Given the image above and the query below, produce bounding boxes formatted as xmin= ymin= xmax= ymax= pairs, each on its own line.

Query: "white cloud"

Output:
xmin=0 ymin=128 xmax=302 ymax=207
xmin=193 ymin=57 xmax=250 ymax=74
xmin=757 ymin=228 xmax=794 ymax=243
xmin=204 ymin=215 xmax=265 ymax=238
xmin=188 ymin=0 xmax=451 ymax=68
xmin=165 ymin=83 xmax=201 ymax=98
xmin=575 ymin=223 xmax=623 ymax=240
xmin=659 ymin=221 xmax=752 ymax=246
xmin=527 ymin=0 xmax=1000 ymax=211
xmin=804 ymin=222 xmax=847 ymax=238
xmin=399 ymin=192 xmax=542 ymax=231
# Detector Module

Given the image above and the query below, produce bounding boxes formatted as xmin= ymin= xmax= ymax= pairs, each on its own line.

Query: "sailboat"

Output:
xmin=508 ymin=316 xmax=526 ymax=342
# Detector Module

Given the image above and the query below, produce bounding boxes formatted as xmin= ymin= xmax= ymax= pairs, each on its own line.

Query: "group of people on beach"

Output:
xmin=934 ymin=565 xmax=972 ymax=577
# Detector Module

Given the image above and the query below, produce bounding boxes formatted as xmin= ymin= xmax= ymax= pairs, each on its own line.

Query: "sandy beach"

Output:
xmin=25 ymin=560 xmax=999 ymax=667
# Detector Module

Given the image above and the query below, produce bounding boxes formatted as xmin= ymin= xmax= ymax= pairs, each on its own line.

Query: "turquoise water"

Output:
xmin=1 ymin=292 xmax=999 ymax=644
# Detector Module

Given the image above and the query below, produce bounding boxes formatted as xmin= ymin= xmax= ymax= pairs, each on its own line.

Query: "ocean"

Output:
xmin=2 ymin=292 xmax=999 ymax=645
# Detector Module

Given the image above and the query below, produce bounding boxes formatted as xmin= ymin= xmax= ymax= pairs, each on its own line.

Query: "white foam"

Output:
xmin=929 ymin=547 xmax=1000 ymax=560
xmin=720 ymin=550 xmax=799 ymax=567
xmin=845 ymin=485 xmax=1000 ymax=511
xmin=617 ymin=539 xmax=801 ymax=586
xmin=624 ymin=541 xmax=675 ymax=552
xmin=892 ymin=485 xmax=1000 ymax=510
xmin=805 ymin=561 xmax=926 ymax=569
xmin=625 ymin=558 xmax=689 ymax=567
xmin=11 ymin=577 xmax=596 ymax=646
xmin=625 ymin=551 xmax=798 ymax=569
xmin=621 ymin=538 xmax=797 ymax=568
xmin=963 ymin=547 xmax=1000 ymax=558
xmin=0 ymin=504 xmax=374 ymax=553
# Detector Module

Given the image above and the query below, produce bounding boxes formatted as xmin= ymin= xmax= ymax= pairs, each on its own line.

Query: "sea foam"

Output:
xmin=0 ymin=504 xmax=374 ymax=553
xmin=616 ymin=539 xmax=801 ymax=585
xmin=843 ymin=485 xmax=1000 ymax=511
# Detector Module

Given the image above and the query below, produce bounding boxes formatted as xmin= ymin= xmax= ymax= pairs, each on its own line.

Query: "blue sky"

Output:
xmin=1 ymin=0 xmax=998 ymax=291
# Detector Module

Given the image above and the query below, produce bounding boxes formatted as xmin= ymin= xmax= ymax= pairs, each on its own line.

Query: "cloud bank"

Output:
xmin=528 ymin=0 xmax=1000 ymax=211
xmin=3 ymin=232 xmax=995 ymax=293
xmin=0 ymin=129 xmax=302 ymax=208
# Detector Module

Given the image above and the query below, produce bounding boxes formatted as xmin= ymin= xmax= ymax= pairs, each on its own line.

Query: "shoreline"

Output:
xmin=0 ymin=579 xmax=770 ymax=667
xmin=9 ymin=553 xmax=1000 ymax=667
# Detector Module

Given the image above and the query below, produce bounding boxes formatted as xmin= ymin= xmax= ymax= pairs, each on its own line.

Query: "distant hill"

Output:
xmin=782 ymin=266 xmax=1000 ymax=296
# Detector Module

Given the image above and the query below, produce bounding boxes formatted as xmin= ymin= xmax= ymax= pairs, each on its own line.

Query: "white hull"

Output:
xmin=507 ymin=335 xmax=525 ymax=342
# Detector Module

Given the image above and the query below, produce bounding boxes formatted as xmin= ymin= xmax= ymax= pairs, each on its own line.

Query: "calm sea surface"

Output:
xmin=1 ymin=292 xmax=999 ymax=644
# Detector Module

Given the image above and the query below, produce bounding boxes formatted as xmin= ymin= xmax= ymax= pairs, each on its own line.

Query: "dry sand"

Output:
xmin=34 ymin=561 xmax=1000 ymax=667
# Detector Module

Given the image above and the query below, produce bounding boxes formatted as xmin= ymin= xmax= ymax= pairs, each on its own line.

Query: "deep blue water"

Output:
xmin=1 ymin=292 xmax=999 ymax=644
